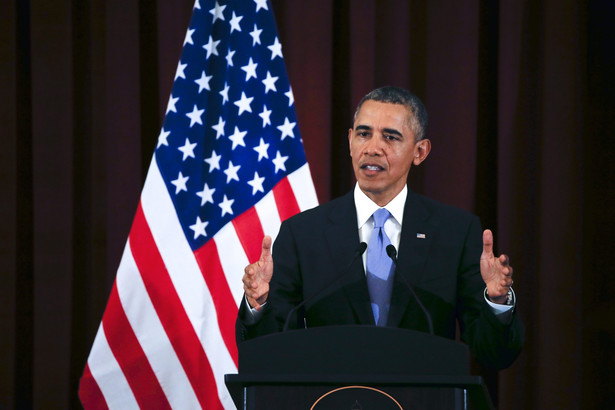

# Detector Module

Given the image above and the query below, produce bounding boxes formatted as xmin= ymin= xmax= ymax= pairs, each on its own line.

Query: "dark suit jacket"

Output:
xmin=237 ymin=188 xmax=524 ymax=369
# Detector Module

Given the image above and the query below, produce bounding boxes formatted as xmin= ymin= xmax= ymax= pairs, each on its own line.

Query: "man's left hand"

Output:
xmin=480 ymin=229 xmax=514 ymax=304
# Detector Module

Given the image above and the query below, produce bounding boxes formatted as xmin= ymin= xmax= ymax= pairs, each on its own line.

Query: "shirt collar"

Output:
xmin=354 ymin=183 xmax=407 ymax=228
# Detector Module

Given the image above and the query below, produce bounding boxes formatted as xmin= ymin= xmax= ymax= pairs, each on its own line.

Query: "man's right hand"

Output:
xmin=242 ymin=235 xmax=273 ymax=310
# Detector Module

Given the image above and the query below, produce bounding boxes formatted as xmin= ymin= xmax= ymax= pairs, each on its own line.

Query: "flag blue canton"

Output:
xmin=155 ymin=0 xmax=307 ymax=250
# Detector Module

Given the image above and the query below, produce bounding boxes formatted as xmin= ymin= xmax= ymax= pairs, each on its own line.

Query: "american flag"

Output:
xmin=79 ymin=0 xmax=318 ymax=408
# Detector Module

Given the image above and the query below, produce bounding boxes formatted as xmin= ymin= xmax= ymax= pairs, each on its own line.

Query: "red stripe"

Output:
xmin=194 ymin=241 xmax=239 ymax=366
xmin=102 ymin=283 xmax=171 ymax=409
xmin=273 ymin=177 xmax=301 ymax=221
xmin=232 ymin=206 xmax=266 ymax=264
xmin=79 ymin=364 xmax=109 ymax=410
xmin=130 ymin=203 xmax=223 ymax=410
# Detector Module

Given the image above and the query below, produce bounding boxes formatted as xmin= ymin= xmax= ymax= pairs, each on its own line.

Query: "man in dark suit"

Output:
xmin=237 ymin=86 xmax=523 ymax=369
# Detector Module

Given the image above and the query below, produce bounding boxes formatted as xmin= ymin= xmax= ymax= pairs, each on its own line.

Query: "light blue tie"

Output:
xmin=366 ymin=208 xmax=395 ymax=326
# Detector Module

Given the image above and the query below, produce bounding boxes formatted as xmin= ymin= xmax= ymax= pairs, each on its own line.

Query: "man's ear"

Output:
xmin=348 ymin=128 xmax=353 ymax=156
xmin=413 ymin=139 xmax=431 ymax=166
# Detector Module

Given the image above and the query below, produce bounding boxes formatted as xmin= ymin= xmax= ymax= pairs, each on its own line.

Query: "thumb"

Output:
xmin=482 ymin=229 xmax=494 ymax=257
xmin=260 ymin=235 xmax=272 ymax=262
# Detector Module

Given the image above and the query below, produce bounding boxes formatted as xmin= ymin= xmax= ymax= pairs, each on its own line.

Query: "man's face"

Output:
xmin=348 ymin=100 xmax=430 ymax=206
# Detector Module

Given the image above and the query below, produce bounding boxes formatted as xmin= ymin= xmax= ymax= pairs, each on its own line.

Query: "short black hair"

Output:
xmin=354 ymin=86 xmax=428 ymax=141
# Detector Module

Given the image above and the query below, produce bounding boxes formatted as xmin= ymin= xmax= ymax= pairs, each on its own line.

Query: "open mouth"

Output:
xmin=360 ymin=164 xmax=384 ymax=171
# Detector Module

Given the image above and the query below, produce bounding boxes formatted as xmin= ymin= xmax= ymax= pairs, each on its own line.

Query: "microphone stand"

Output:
xmin=386 ymin=244 xmax=434 ymax=335
xmin=282 ymin=242 xmax=367 ymax=332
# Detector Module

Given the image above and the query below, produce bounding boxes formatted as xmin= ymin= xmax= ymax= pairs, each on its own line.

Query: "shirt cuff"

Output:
xmin=484 ymin=288 xmax=515 ymax=323
xmin=243 ymin=294 xmax=266 ymax=325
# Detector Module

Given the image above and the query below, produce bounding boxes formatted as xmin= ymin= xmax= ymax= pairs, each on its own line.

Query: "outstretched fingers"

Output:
xmin=242 ymin=235 xmax=274 ymax=308
xmin=482 ymin=229 xmax=494 ymax=258
xmin=260 ymin=235 xmax=272 ymax=263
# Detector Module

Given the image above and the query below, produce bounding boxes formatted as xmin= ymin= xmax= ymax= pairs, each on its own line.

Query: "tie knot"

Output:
xmin=372 ymin=208 xmax=390 ymax=228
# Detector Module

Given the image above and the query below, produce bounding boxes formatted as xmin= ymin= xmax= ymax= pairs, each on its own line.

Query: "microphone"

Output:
xmin=386 ymin=244 xmax=434 ymax=335
xmin=283 ymin=242 xmax=367 ymax=332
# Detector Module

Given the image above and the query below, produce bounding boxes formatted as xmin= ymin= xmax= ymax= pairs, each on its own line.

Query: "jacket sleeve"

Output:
xmin=456 ymin=215 xmax=525 ymax=370
xmin=236 ymin=220 xmax=303 ymax=343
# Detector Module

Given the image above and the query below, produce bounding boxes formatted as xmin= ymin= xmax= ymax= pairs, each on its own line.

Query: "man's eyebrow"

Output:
xmin=382 ymin=128 xmax=403 ymax=138
xmin=354 ymin=125 xmax=403 ymax=138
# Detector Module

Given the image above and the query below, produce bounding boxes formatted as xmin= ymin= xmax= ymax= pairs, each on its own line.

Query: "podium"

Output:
xmin=225 ymin=326 xmax=494 ymax=409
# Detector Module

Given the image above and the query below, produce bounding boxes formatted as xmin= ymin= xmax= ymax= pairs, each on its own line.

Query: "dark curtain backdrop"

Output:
xmin=2 ymin=0 xmax=614 ymax=409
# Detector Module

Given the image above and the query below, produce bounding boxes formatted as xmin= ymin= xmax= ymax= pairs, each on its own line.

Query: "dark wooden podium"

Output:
xmin=225 ymin=326 xmax=494 ymax=409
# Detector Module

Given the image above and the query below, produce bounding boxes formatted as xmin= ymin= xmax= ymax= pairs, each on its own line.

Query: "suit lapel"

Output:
xmin=387 ymin=190 xmax=436 ymax=327
xmin=324 ymin=192 xmax=375 ymax=325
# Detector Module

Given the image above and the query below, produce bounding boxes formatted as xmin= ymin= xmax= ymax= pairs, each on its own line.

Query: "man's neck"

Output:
xmin=354 ymin=184 xmax=407 ymax=228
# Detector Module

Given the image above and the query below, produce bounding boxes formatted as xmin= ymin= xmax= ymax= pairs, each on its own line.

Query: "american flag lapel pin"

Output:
xmin=417 ymin=233 xmax=426 ymax=239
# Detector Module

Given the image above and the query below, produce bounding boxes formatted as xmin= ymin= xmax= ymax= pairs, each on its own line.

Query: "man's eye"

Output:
xmin=358 ymin=132 xmax=369 ymax=137
xmin=384 ymin=134 xmax=398 ymax=141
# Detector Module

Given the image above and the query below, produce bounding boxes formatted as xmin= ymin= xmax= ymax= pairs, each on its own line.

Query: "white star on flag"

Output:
xmin=262 ymin=71 xmax=278 ymax=93
xmin=272 ymin=150 xmax=289 ymax=173
xmin=204 ymin=150 xmax=222 ymax=171
xmin=175 ymin=62 xmax=188 ymax=80
xmin=219 ymin=82 xmax=230 ymax=104
xmin=186 ymin=105 xmax=205 ymax=127
xmin=184 ymin=28 xmax=195 ymax=45
xmin=196 ymin=183 xmax=216 ymax=205
xmin=170 ymin=171 xmax=189 ymax=194
xmin=209 ymin=1 xmax=226 ymax=22
xmin=253 ymin=138 xmax=269 ymax=160
xmin=259 ymin=105 xmax=272 ymax=127
xmin=254 ymin=0 xmax=268 ymax=12
xmin=166 ymin=95 xmax=179 ymax=113
xmin=212 ymin=116 xmax=225 ymax=138
xmin=178 ymin=138 xmax=197 ymax=160
xmin=285 ymin=87 xmax=294 ymax=106
xmin=228 ymin=126 xmax=247 ymax=149
xmin=157 ymin=128 xmax=170 ymax=148
xmin=241 ymin=57 xmax=258 ymax=81
xmin=223 ymin=160 xmax=241 ymax=182
xmin=189 ymin=216 xmax=209 ymax=239
xmin=247 ymin=171 xmax=266 ymax=195
xmin=234 ymin=92 xmax=254 ymax=115
xmin=219 ymin=195 xmax=234 ymax=216
xmin=268 ymin=37 xmax=283 ymax=59
xmin=226 ymin=48 xmax=235 ymax=66
xmin=277 ymin=117 xmax=296 ymax=140
xmin=195 ymin=71 xmax=212 ymax=92
xmin=203 ymin=35 xmax=220 ymax=58
xmin=229 ymin=11 xmax=243 ymax=33
xmin=250 ymin=24 xmax=262 ymax=45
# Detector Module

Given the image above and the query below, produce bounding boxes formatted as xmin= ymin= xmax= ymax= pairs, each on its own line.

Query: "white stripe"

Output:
xmin=141 ymin=157 xmax=237 ymax=409
xmin=116 ymin=242 xmax=201 ymax=409
xmin=288 ymin=163 xmax=319 ymax=211
xmin=214 ymin=223 xmax=251 ymax=305
xmin=87 ymin=321 xmax=139 ymax=410
xmin=254 ymin=190 xmax=282 ymax=243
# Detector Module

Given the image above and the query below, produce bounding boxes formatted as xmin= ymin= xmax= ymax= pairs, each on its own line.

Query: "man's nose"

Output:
xmin=363 ymin=135 xmax=384 ymax=155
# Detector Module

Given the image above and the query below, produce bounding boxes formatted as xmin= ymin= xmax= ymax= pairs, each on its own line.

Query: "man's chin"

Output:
xmin=357 ymin=183 xmax=386 ymax=199
xmin=357 ymin=181 xmax=407 ymax=206
xmin=357 ymin=181 xmax=381 ymax=194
